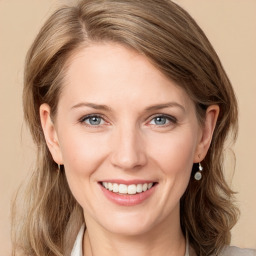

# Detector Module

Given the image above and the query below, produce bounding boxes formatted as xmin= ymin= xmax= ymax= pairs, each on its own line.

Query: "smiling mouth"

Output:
xmin=100 ymin=182 xmax=157 ymax=195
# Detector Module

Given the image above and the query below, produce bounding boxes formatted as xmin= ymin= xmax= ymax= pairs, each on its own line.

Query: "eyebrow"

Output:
xmin=144 ymin=102 xmax=185 ymax=113
xmin=71 ymin=102 xmax=112 ymax=111
xmin=71 ymin=102 xmax=185 ymax=113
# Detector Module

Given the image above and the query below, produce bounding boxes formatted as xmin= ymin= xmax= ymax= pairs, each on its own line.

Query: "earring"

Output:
xmin=194 ymin=162 xmax=203 ymax=180
xmin=57 ymin=163 xmax=63 ymax=172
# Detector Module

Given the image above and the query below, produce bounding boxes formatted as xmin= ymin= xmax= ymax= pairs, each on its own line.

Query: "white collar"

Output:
xmin=71 ymin=224 xmax=85 ymax=256
xmin=71 ymin=224 xmax=190 ymax=256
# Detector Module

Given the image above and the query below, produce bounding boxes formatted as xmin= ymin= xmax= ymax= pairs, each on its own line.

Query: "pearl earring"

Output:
xmin=194 ymin=162 xmax=203 ymax=180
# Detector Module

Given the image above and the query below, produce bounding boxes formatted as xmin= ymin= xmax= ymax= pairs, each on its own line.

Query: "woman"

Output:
xmin=11 ymin=0 xmax=256 ymax=255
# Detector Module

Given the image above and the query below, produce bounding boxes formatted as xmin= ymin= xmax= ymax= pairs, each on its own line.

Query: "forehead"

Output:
xmin=60 ymin=43 xmax=194 ymax=111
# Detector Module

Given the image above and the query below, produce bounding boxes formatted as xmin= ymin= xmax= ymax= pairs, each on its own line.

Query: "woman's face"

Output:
xmin=41 ymin=43 xmax=217 ymax=236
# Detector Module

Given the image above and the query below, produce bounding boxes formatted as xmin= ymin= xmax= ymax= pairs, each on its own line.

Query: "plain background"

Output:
xmin=0 ymin=0 xmax=255 ymax=255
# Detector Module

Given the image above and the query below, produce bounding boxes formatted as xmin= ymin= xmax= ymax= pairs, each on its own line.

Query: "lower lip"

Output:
xmin=100 ymin=184 xmax=157 ymax=206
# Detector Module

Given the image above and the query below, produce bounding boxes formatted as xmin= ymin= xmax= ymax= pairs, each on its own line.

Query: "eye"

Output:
xmin=148 ymin=115 xmax=176 ymax=126
xmin=80 ymin=115 xmax=106 ymax=126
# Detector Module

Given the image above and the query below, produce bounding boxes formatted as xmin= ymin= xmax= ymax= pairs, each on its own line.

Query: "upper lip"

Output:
xmin=98 ymin=179 xmax=157 ymax=185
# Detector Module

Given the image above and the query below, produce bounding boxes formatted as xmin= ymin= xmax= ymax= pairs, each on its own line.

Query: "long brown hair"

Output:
xmin=12 ymin=0 xmax=239 ymax=255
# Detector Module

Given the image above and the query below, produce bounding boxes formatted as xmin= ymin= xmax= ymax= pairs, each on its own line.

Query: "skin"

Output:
xmin=40 ymin=43 xmax=219 ymax=256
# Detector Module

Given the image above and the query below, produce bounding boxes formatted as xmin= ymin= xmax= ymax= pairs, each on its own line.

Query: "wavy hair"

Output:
xmin=12 ymin=0 xmax=239 ymax=255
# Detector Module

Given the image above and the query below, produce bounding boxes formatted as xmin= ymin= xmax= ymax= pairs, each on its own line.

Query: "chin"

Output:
xmin=98 ymin=211 xmax=160 ymax=236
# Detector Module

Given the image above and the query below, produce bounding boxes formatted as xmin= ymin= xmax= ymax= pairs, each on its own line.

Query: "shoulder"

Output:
xmin=219 ymin=245 xmax=256 ymax=256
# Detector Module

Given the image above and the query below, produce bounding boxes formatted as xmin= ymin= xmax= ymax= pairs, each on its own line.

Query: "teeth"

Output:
xmin=136 ymin=184 xmax=143 ymax=193
xmin=113 ymin=183 xmax=119 ymax=192
xmin=148 ymin=183 xmax=153 ymax=189
xmin=119 ymin=184 xmax=128 ymax=194
xmin=108 ymin=183 xmax=113 ymax=191
xmin=102 ymin=182 xmax=154 ymax=194
xmin=103 ymin=182 xmax=108 ymax=189
xmin=142 ymin=183 xmax=148 ymax=192
xmin=127 ymin=184 xmax=136 ymax=195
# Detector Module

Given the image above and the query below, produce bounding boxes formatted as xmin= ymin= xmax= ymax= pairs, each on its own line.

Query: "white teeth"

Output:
xmin=128 ymin=184 xmax=137 ymax=195
xmin=142 ymin=183 xmax=148 ymax=192
xmin=108 ymin=182 xmax=113 ymax=191
xmin=136 ymin=184 xmax=143 ymax=193
xmin=119 ymin=184 xmax=128 ymax=194
xmin=102 ymin=182 xmax=154 ymax=194
xmin=113 ymin=183 xmax=119 ymax=192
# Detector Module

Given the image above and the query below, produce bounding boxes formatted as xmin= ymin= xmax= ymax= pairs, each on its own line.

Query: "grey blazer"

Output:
xmin=188 ymin=246 xmax=256 ymax=256
xmin=220 ymin=246 xmax=256 ymax=256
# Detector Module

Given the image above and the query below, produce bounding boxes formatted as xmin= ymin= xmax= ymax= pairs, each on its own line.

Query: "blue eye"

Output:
xmin=149 ymin=115 xmax=176 ymax=126
xmin=82 ymin=115 xmax=105 ymax=126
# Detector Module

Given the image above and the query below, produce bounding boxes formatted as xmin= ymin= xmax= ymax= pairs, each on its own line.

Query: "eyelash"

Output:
xmin=79 ymin=114 xmax=177 ymax=128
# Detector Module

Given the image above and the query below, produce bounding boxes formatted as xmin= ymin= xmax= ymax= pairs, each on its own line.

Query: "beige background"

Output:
xmin=0 ymin=0 xmax=255 ymax=255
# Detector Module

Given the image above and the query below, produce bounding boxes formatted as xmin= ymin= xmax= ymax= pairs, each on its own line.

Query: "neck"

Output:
xmin=83 ymin=210 xmax=186 ymax=256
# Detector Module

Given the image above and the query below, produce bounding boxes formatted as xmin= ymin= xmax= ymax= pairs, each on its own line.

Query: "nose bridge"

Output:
xmin=110 ymin=121 xmax=147 ymax=170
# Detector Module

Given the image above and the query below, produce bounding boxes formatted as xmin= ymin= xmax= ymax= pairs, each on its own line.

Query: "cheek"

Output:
xmin=148 ymin=129 xmax=198 ymax=176
xmin=57 ymin=128 xmax=109 ymax=199
xmin=59 ymin=129 xmax=107 ymax=174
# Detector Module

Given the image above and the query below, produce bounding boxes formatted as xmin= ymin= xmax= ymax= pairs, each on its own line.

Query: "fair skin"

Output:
xmin=40 ymin=43 xmax=219 ymax=256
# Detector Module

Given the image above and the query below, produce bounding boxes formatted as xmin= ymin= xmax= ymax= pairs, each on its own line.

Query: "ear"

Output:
xmin=40 ymin=103 xmax=63 ymax=165
xmin=194 ymin=105 xmax=220 ymax=163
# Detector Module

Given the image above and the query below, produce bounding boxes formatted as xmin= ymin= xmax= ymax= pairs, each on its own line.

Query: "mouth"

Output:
xmin=99 ymin=180 xmax=158 ymax=206
xmin=100 ymin=181 xmax=157 ymax=195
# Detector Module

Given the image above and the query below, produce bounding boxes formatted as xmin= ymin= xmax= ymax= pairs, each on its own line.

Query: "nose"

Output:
xmin=110 ymin=125 xmax=147 ymax=171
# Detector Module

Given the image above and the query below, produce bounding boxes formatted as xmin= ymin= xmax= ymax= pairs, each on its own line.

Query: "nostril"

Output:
xmin=110 ymin=151 xmax=148 ymax=170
